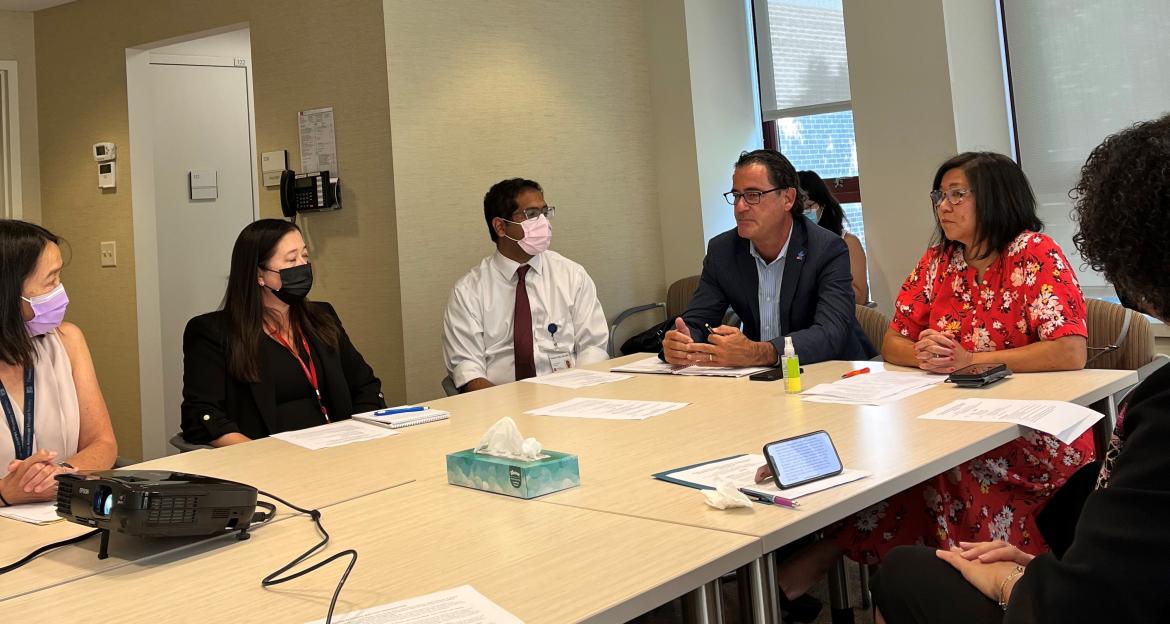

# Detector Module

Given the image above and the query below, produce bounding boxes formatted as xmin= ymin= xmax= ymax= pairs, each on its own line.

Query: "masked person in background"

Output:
xmin=443 ymin=178 xmax=608 ymax=392
xmin=0 ymin=220 xmax=116 ymax=506
xmin=181 ymin=219 xmax=384 ymax=446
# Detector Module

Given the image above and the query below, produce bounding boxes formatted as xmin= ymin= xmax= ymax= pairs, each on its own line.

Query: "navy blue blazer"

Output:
xmin=680 ymin=216 xmax=874 ymax=364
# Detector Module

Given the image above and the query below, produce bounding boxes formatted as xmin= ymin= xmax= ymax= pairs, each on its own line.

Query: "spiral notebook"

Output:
xmin=352 ymin=406 xmax=450 ymax=429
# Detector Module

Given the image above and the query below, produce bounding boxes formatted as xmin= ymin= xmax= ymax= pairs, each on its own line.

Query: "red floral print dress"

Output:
xmin=838 ymin=231 xmax=1094 ymax=563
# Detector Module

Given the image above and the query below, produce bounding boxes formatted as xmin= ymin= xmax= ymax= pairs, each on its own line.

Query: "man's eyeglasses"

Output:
xmin=511 ymin=206 xmax=556 ymax=221
xmin=930 ymin=188 xmax=971 ymax=207
xmin=723 ymin=187 xmax=786 ymax=205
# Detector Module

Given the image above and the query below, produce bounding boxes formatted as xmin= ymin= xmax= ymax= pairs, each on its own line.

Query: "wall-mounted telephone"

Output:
xmin=280 ymin=170 xmax=341 ymax=217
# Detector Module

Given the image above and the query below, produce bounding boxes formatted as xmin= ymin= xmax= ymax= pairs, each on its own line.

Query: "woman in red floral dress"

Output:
xmin=776 ymin=152 xmax=1093 ymax=608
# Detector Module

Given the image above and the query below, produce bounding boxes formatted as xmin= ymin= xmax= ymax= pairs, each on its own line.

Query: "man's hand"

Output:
xmin=684 ymin=326 xmax=774 ymax=367
xmin=662 ymin=317 xmax=694 ymax=365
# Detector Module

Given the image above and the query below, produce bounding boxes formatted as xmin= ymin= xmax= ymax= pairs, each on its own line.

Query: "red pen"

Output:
xmin=841 ymin=367 xmax=871 ymax=379
xmin=738 ymin=488 xmax=801 ymax=509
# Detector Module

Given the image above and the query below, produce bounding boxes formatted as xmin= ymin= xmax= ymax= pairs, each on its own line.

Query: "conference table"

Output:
xmin=0 ymin=355 xmax=1137 ymax=623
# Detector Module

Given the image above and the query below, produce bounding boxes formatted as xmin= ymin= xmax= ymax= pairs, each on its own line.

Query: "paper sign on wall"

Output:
xmin=298 ymin=107 xmax=339 ymax=177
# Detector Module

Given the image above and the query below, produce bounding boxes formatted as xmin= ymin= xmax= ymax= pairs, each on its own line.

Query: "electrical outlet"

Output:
xmin=100 ymin=241 xmax=116 ymax=267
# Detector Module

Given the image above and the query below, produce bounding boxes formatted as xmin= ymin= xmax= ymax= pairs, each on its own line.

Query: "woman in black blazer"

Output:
xmin=869 ymin=114 xmax=1170 ymax=623
xmin=181 ymin=219 xmax=384 ymax=446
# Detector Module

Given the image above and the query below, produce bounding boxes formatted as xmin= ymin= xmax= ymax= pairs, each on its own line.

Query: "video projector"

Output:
xmin=55 ymin=470 xmax=260 ymax=559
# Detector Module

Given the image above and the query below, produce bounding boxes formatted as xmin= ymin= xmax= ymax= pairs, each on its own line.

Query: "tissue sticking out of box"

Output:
xmin=474 ymin=416 xmax=546 ymax=461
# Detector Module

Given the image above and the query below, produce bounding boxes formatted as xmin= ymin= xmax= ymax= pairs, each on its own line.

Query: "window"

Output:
xmin=753 ymin=0 xmax=864 ymax=245
xmin=1003 ymin=0 xmax=1170 ymax=297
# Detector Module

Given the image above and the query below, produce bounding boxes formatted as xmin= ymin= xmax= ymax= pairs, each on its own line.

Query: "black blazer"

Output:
xmin=1005 ymin=363 xmax=1170 ymax=623
xmin=180 ymin=302 xmax=385 ymax=444
xmin=679 ymin=217 xmax=874 ymax=364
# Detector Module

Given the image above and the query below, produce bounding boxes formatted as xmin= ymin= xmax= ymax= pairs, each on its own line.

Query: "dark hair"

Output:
xmin=0 ymin=220 xmax=60 ymax=367
xmin=798 ymin=170 xmax=848 ymax=235
xmin=483 ymin=178 xmax=543 ymax=242
xmin=1072 ymin=114 xmax=1170 ymax=319
xmin=223 ymin=219 xmax=339 ymax=382
xmin=734 ymin=149 xmax=807 ymax=215
xmin=930 ymin=152 xmax=1043 ymax=260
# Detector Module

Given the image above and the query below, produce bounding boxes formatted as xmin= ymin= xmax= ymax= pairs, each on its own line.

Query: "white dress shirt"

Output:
xmin=443 ymin=250 xmax=609 ymax=388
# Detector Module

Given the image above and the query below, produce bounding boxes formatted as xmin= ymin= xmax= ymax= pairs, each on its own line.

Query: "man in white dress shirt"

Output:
xmin=442 ymin=178 xmax=609 ymax=392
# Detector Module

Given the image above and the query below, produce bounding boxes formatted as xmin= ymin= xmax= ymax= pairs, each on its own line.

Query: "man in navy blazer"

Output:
xmin=663 ymin=149 xmax=873 ymax=367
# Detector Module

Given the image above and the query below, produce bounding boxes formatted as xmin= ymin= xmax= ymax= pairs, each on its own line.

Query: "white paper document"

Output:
xmin=0 ymin=501 xmax=61 ymax=525
xmin=526 ymin=397 xmax=688 ymax=420
xmin=519 ymin=369 xmax=632 ymax=388
xmin=668 ymin=454 xmax=870 ymax=500
xmin=918 ymin=398 xmax=1103 ymax=444
xmin=610 ymin=356 xmax=769 ymax=378
xmin=272 ymin=419 xmax=397 ymax=450
xmin=801 ymin=371 xmax=948 ymax=406
xmin=313 ymin=585 xmax=522 ymax=624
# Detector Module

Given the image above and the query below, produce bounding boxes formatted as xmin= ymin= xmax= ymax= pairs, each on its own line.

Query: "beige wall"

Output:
xmin=843 ymin=0 xmax=960 ymax=312
xmin=384 ymin=0 xmax=665 ymax=402
xmin=0 ymin=10 xmax=41 ymax=223
xmin=35 ymin=0 xmax=407 ymax=460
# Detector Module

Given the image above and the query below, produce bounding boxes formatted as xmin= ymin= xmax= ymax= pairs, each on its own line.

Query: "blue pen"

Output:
xmin=374 ymin=406 xmax=426 ymax=416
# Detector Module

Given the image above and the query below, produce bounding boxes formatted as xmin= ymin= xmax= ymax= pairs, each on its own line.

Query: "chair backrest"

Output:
xmin=1085 ymin=297 xmax=1155 ymax=371
xmin=666 ymin=275 xmax=701 ymax=320
xmin=854 ymin=304 xmax=890 ymax=354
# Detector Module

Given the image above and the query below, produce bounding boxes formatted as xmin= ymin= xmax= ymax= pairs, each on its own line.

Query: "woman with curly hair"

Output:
xmin=869 ymin=115 xmax=1170 ymax=623
xmin=775 ymin=153 xmax=1094 ymax=609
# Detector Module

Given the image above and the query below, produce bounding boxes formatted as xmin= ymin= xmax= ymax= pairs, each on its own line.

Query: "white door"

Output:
xmin=148 ymin=58 xmax=256 ymax=454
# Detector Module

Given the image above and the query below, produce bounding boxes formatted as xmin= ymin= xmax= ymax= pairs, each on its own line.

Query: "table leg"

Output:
xmin=682 ymin=578 xmax=725 ymax=624
xmin=746 ymin=553 xmax=780 ymax=624
xmin=828 ymin=556 xmax=854 ymax=624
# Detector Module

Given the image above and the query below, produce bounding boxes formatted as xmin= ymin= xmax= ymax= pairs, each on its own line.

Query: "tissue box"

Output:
xmin=446 ymin=449 xmax=580 ymax=499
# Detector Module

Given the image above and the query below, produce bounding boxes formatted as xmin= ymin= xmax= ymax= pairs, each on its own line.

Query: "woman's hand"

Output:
xmin=958 ymin=540 xmax=1036 ymax=566
xmin=1 ymin=449 xmax=62 ymax=504
xmin=936 ymin=546 xmax=1024 ymax=603
xmin=915 ymin=330 xmax=972 ymax=373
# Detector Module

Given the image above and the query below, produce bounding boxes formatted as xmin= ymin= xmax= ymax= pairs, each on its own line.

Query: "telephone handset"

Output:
xmin=280 ymin=170 xmax=341 ymax=217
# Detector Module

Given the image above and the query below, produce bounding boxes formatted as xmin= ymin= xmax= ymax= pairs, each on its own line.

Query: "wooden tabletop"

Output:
xmin=0 ymin=478 xmax=760 ymax=623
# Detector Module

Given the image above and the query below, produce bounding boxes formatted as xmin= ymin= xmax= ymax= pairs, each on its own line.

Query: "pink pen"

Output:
xmin=738 ymin=488 xmax=801 ymax=509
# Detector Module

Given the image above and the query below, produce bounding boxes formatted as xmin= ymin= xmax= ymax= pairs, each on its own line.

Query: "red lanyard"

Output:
xmin=269 ymin=328 xmax=330 ymax=423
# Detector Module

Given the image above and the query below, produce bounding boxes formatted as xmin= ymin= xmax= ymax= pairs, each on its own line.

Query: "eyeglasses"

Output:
xmin=510 ymin=206 xmax=556 ymax=221
xmin=723 ymin=187 xmax=786 ymax=205
xmin=930 ymin=188 xmax=971 ymax=207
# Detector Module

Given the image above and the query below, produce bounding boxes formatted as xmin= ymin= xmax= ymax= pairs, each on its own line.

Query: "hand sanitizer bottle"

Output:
xmin=782 ymin=336 xmax=801 ymax=393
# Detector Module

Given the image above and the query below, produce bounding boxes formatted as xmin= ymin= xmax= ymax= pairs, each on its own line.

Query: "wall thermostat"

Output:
xmin=98 ymin=162 xmax=116 ymax=189
xmin=93 ymin=142 xmax=117 ymax=162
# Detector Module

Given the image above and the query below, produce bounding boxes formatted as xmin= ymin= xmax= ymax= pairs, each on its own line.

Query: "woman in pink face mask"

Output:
xmin=0 ymin=220 xmax=117 ymax=507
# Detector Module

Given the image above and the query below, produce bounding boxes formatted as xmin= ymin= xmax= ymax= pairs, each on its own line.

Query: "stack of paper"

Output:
xmin=309 ymin=585 xmax=521 ymax=624
xmin=611 ymin=355 xmax=770 ymax=378
xmin=918 ymin=398 xmax=1103 ymax=444
xmin=353 ymin=407 xmax=450 ymax=429
xmin=526 ymin=397 xmax=689 ymax=420
xmin=0 ymin=501 xmax=61 ymax=525
xmin=271 ymin=419 xmax=398 ymax=450
xmin=801 ymin=371 xmax=948 ymax=405
xmin=520 ymin=369 xmax=632 ymax=388
xmin=663 ymin=454 xmax=870 ymax=500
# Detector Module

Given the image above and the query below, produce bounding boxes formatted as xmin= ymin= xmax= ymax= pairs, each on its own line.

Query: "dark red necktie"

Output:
xmin=513 ymin=265 xmax=536 ymax=380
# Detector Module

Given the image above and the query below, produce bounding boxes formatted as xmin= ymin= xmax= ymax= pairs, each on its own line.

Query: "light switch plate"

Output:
xmin=100 ymin=241 xmax=116 ymax=267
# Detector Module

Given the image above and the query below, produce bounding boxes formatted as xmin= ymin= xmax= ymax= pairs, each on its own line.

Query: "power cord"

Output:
xmin=257 ymin=489 xmax=358 ymax=624
xmin=0 ymin=528 xmax=101 ymax=574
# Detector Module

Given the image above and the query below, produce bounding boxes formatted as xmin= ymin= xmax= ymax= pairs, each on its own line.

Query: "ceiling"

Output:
xmin=0 ymin=0 xmax=75 ymax=11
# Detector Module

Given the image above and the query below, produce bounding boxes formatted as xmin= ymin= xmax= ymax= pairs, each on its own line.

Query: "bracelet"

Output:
xmin=0 ymin=490 xmax=9 ymax=507
xmin=998 ymin=564 xmax=1026 ymax=610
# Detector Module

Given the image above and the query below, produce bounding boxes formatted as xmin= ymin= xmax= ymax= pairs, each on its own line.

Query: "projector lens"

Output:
xmin=93 ymin=487 xmax=114 ymax=517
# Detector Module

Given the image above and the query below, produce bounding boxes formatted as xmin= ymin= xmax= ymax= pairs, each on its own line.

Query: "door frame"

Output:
xmin=0 ymin=61 xmax=22 ymax=219
xmin=126 ymin=29 xmax=259 ymax=459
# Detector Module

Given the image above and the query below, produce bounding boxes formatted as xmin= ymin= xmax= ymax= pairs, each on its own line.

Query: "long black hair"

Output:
xmin=931 ymin=152 xmax=1043 ymax=261
xmin=798 ymin=170 xmax=847 ymax=236
xmin=0 ymin=220 xmax=60 ymax=367
xmin=223 ymin=219 xmax=339 ymax=382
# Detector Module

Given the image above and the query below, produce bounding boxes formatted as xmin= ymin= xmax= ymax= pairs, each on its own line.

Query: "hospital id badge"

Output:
xmin=544 ymin=348 xmax=573 ymax=372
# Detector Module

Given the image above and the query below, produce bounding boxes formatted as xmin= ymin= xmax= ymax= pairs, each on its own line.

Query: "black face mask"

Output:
xmin=266 ymin=263 xmax=314 ymax=304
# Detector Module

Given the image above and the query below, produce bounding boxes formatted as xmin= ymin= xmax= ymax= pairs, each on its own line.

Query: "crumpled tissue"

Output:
xmin=702 ymin=481 xmax=754 ymax=510
xmin=474 ymin=416 xmax=545 ymax=461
